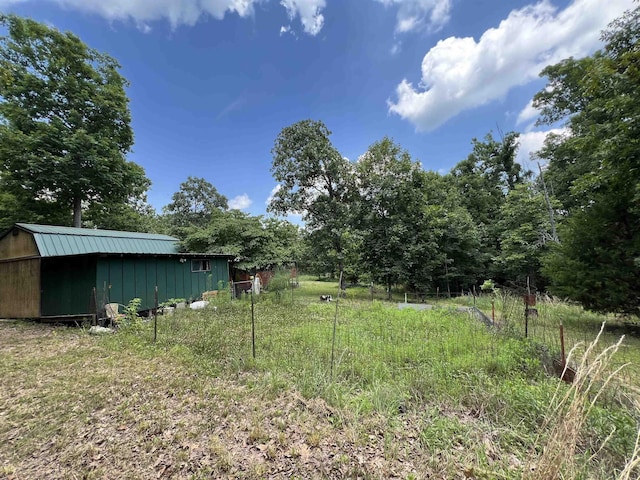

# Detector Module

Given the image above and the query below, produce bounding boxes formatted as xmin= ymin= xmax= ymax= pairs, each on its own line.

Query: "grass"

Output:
xmin=1 ymin=281 xmax=638 ymax=479
xmin=460 ymin=291 xmax=640 ymax=387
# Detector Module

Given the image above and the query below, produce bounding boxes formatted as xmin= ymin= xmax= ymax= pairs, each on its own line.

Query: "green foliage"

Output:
xmin=265 ymin=270 xmax=290 ymax=301
xmin=83 ymin=198 xmax=161 ymax=233
xmin=159 ymin=298 xmax=185 ymax=308
xmin=120 ymin=298 xmax=142 ymax=329
xmin=355 ymin=137 xmax=429 ymax=294
xmin=421 ymin=177 xmax=482 ymax=293
xmin=450 ymin=131 xmax=526 ymax=221
xmin=0 ymin=15 xmax=149 ymax=227
xmin=163 ymin=176 xmax=228 ymax=231
xmin=495 ymin=182 xmax=555 ymax=286
xmin=269 ymin=119 xmax=355 ymax=278
xmin=179 ymin=209 xmax=301 ymax=271
xmin=480 ymin=279 xmax=495 ymax=292
xmin=448 ymin=131 xmax=531 ymax=285
xmin=535 ymin=6 xmax=640 ymax=315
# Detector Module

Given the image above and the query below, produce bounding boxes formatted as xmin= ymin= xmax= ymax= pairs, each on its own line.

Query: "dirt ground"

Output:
xmin=0 ymin=321 xmax=484 ymax=479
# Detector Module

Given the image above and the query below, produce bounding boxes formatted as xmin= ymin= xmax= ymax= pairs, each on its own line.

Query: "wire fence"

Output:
xmin=146 ymin=289 xmax=639 ymax=395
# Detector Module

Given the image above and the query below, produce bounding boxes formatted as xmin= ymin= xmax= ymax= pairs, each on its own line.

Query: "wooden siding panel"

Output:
xmin=174 ymin=261 xmax=185 ymax=300
xmin=0 ymin=259 xmax=40 ymax=318
xmin=165 ymin=261 xmax=176 ymax=300
xmin=156 ymin=260 xmax=167 ymax=303
xmin=108 ymin=258 xmax=124 ymax=305
xmin=40 ymin=257 xmax=96 ymax=316
xmin=122 ymin=261 xmax=136 ymax=305
xmin=133 ymin=258 xmax=147 ymax=308
xmin=210 ymin=259 xmax=229 ymax=290
xmin=0 ymin=229 xmax=39 ymax=260
xmin=145 ymin=259 xmax=157 ymax=309
xmin=96 ymin=258 xmax=109 ymax=307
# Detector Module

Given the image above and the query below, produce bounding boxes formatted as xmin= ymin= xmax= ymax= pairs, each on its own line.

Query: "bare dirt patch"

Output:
xmin=0 ymin=322 xmax=481 ymax=479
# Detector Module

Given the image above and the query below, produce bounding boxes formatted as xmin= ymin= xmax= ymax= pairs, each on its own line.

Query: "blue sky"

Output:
xmin=0 ymin=0 xmax=634 ymax=216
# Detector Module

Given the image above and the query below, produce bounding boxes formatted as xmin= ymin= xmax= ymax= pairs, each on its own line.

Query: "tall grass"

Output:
xmin=112 ymin=286 xmax=639 ymax=478
xmin=525 ymin=325 xmax=640 ymax=479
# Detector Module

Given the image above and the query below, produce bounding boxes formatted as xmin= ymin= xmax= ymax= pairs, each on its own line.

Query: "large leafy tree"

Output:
xmin=83 ymin=198 xmax=162 ymax=233
xmin=355 ymin=138 xmax=432 ymax=295
xmin=536 ymin=6 xmax=640 ymax=315
xmin=269 ymin=119 xmax=355 ymax=281
xmin=163 ymin=176 xmax=299 ymax=270
xmin=495 ymin=182 xmax=555 ymax=286
xmin=0 ymin=186 xmax=69 ymax=230
xmin=0 ymin=15 xmax=149 ymax=227
xmin=425 ymin=175 xmax=482 ymax=295
xmin=163 ymin=176 xmax=228 ymax=231
xmin=450 ymin=131 xmax=527 ymax=283
xmin=181 ymin=210 xmax=301 ymax=271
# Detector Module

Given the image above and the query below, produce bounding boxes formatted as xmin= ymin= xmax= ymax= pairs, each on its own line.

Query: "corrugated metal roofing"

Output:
xmin=16 ymin=223 xmax=180 ymax=257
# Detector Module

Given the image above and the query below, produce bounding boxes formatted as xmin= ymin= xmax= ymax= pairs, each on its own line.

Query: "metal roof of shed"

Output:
xmin=15 ymin=223 xmax=180 ymax=257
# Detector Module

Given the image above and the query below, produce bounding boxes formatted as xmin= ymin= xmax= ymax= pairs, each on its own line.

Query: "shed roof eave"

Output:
xmin=39 ymin=252 xmax=235 ymax=260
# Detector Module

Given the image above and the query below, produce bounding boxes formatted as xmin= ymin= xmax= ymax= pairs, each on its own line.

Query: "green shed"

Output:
xmin=0 ymin=223 xmax=231 ymax=319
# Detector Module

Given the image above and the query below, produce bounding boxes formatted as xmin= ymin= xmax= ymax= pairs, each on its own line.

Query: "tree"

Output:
xmin=83 ymin=198 xmax=162 ymax=233
xmin=163 ymin=176 xmax=228 ymax=231
xmin=424 ymin=175 xmax=482 ymax=295
xmin=535 ymin=6 xmax=640 ymax=315
xmin=0 ymin=15 xmax=149 ymax=227
xmin=449 ymin=131 xmax=527 ymax=283
xmin=451 ymin=131 xmax=524 ymax=225
xmin=0 ymin=182 xmax=69 ymax=230
xmin=495 ymin=182 xmax=554 ymax=286
xmin=355 ymin=138 xmax=431 ymax=296
xmin=180 ymin=210 xmax=301 ymax=271
xmin=269 ymin=120 xmax=355 ymax=282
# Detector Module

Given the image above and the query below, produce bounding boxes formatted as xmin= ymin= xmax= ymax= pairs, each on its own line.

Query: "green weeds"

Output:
xmin=2 ymin=283 xmax=638 ymax=479
xmin=107 ymin=287 xmax=639 ymax=478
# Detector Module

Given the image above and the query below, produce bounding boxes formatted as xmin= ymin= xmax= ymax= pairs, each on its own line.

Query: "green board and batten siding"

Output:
xmin=0 ymin=224 xmax=231 ymax=318
xmin=94 ymin=256 xmax=229 ymax=312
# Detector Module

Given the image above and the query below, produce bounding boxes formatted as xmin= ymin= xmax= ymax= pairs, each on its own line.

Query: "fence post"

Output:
xmin=251 ymin=287 xmax=256 ymax=359
xmin=153 ymin=285 xmax=158 ymax=343
xmin=560 ymin=322 xmax=566 ymax=370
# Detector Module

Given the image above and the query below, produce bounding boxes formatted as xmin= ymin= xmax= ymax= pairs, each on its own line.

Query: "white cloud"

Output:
xmin=280 ymin=0 xmax=326 ymax=36
xmin=516 ymin=99 xmax=540 ymax=129
xmin=0 ymin=0 xmax=327 ymax=34
xmin=266 ymin=185 xmax=281 ymax=206
xmin=0 ymin=0 xmax=453 ymax=36
xmin=229 ymin=193 xmax=253 ymax=210
xmin=375 ymin=0 xmax=452 ymax=33
xmin=388 ymin=0 xmax=635 ymax=131
xmin=516 ymin=128 xmax=566 ymax=171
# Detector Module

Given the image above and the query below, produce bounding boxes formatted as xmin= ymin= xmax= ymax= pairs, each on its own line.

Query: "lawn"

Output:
xmin=0 ymin=282 xmax=638 ymax=479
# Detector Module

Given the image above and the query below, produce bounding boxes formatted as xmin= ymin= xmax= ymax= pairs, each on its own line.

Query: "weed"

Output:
xmin=2 ymin=285 xmax=638 ymax=480
xmin=525 ymin=324 xmax=638 ymax=479
xmin=248 ymin=423 xmax=268 ymax=444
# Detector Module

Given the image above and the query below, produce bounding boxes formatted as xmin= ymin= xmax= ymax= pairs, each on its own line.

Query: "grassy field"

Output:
xmin=1 ymin=280 xmax=638 ymax=479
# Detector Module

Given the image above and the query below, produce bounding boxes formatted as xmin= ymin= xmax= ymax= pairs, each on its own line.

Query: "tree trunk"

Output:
xmin=72 ymin=197 xmax=82 ymax=227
